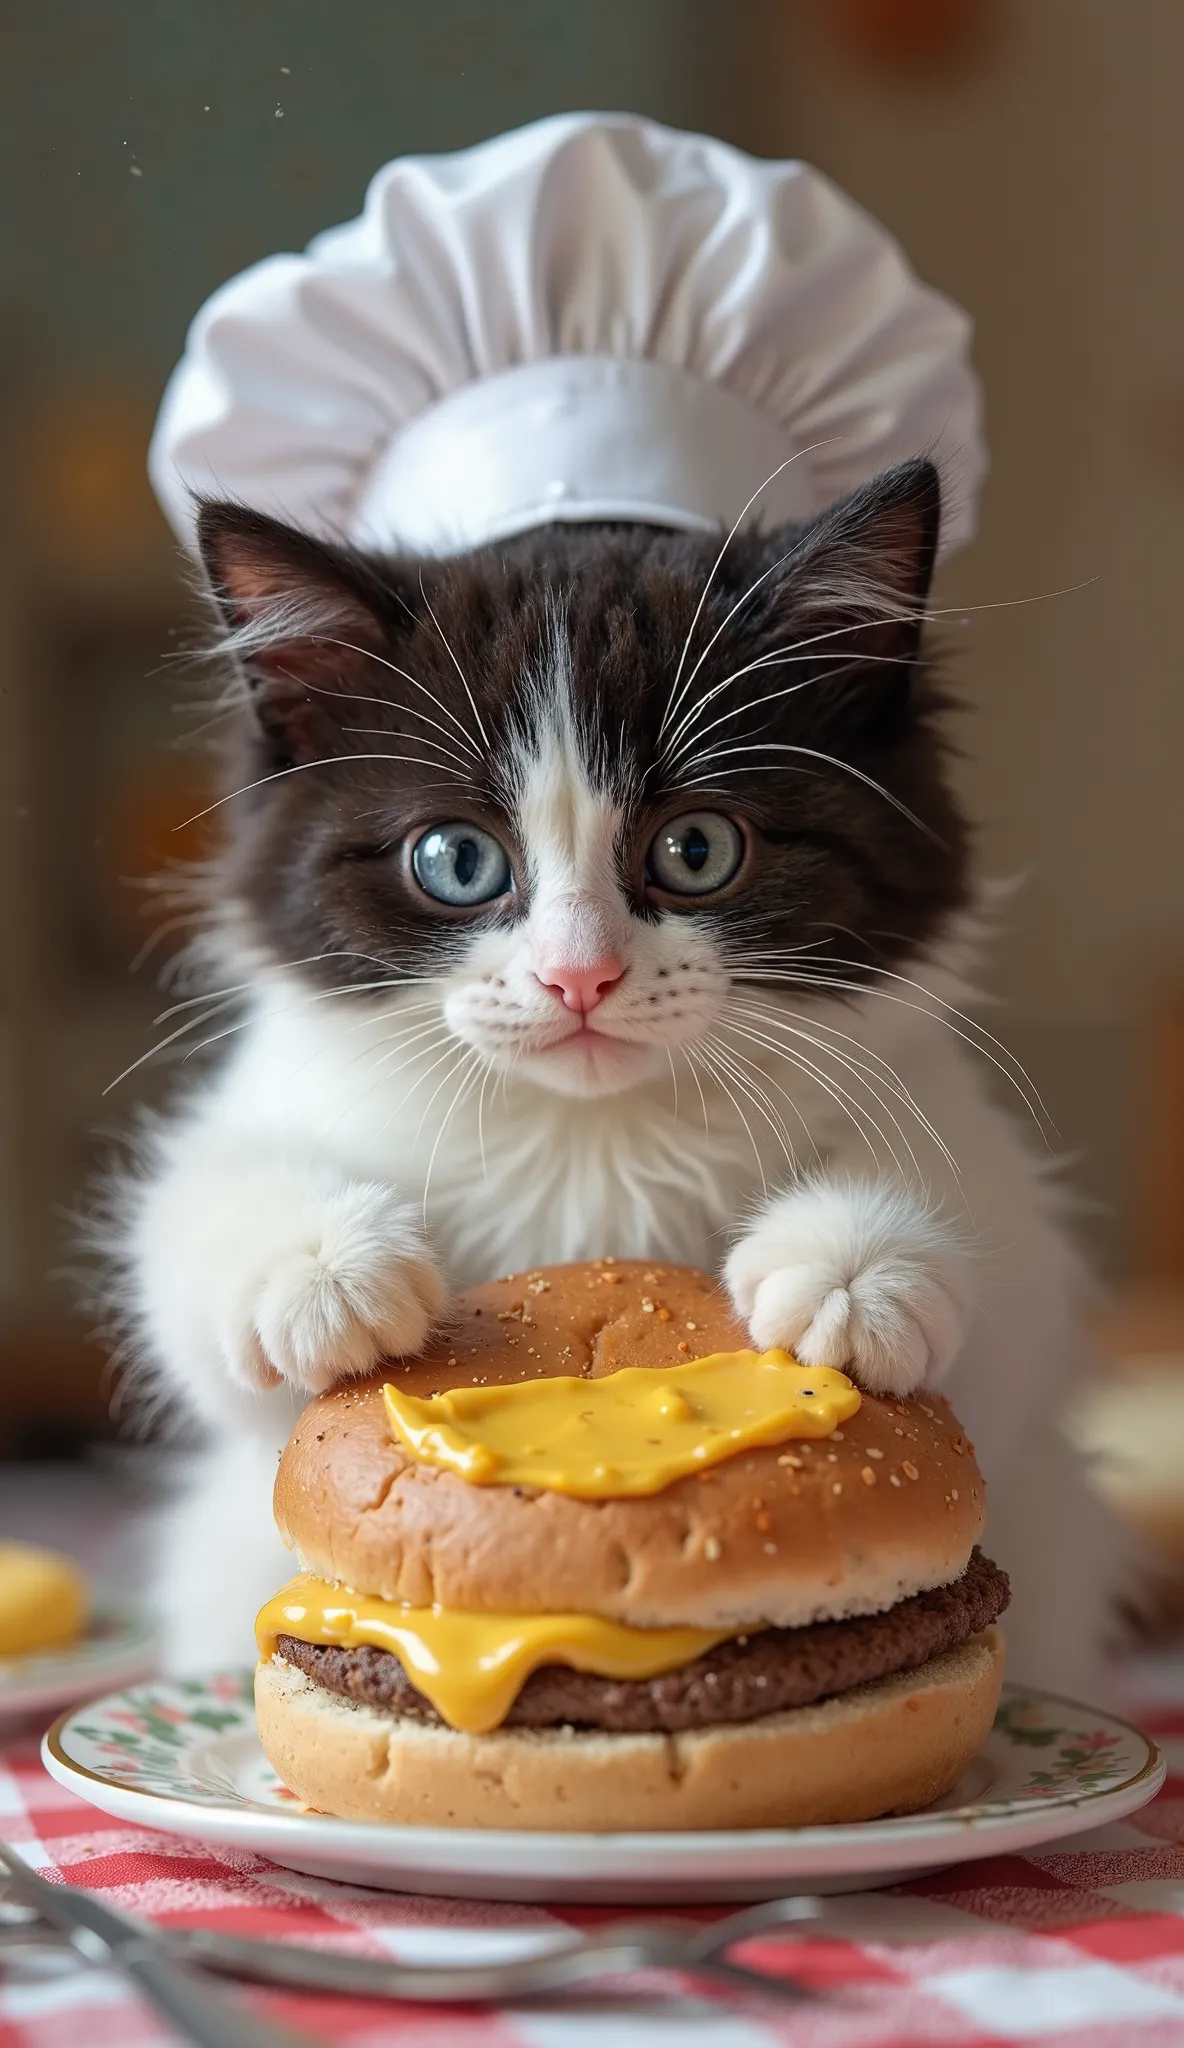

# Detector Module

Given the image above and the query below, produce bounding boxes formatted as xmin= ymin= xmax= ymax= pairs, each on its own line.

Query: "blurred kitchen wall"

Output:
xmin=0 ymin=0 xmax=1179 ymax=1447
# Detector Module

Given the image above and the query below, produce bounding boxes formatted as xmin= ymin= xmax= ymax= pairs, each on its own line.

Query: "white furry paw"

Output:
xmin=725 ymin=1180 xmax=971 ymax=1398
xmin=133 ymin=1138 xmax=447 ymax=1428
xmin=240 ymin=1182 xmax=444 ymax=1396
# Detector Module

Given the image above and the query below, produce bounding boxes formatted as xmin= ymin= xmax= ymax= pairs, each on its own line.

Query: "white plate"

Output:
xmin=0 ymin=1606 xmax=157 ymax=1723
xmin=42 ymin=1671 xmax=1164 ymax=1903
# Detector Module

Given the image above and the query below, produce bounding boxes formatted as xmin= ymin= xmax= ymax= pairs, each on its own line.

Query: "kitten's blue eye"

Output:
xmin=648 ymin=812 xmax=743 ymax=896
xmin=411 ymin=823 xmax=512 ymax=907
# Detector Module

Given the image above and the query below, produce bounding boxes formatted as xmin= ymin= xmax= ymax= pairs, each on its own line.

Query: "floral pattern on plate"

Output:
xmin=55 ymin=1672 xmax=1156 ymax=1816
xmin=41 ymin=1672 xmax=1165 ymax=1902
xmin=993 ymin=1694 xmax=1128 ymax=1798
xmin=66 ymin=1671 xmax=256 ymax=1805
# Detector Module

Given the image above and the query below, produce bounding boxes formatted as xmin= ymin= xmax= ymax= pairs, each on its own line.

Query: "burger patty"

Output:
xmin=275 ymin=1548 xmax=1009 ymax=1734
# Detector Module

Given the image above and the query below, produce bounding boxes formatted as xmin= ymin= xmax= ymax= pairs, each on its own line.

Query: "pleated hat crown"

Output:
xmin=150 ymin=111 xmax=986 ymax=559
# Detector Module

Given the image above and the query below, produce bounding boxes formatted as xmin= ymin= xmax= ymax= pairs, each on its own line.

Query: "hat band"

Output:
xmin=351 ymin=355 xmax=811 ymax=556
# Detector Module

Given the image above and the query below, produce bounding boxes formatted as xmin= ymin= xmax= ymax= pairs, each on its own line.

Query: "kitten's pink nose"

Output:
xmin=535 ymin=958 xmax=625 ymax=1014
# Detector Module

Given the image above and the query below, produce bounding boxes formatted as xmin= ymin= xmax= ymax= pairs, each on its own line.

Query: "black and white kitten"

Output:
xmin=125 ymin=460 xmax=1107 ymax=1692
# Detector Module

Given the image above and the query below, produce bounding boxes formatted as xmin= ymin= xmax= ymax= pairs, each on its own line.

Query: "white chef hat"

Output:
xmin=150 ymin=111 xmax=985 ymax=561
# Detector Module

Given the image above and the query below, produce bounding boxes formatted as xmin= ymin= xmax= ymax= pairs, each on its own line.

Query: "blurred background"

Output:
xmin=2 ymin=2 xmax=1181 ymax=1627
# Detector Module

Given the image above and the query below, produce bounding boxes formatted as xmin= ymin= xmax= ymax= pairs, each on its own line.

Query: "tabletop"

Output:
xmin=1 ymin=1694 xmax=1183 ymax=2048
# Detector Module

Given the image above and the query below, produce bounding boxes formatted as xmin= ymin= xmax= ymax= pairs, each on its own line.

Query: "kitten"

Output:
xmin=120 ymin=459 xmax=1112 ymax=1694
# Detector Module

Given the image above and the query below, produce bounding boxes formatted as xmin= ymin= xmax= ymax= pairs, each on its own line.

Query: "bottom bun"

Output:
xmin=255 ymin=1628 xmax=1004 ymax=1832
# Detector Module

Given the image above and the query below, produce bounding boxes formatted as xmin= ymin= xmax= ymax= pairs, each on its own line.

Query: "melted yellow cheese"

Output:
xmin=382 ymin=1349 xmax=859 ymax=1498
xmin=0 ymin=1542 xmax=88 ymax=1658
xmin=257 ymin=1575 xmax=735 ymax=1733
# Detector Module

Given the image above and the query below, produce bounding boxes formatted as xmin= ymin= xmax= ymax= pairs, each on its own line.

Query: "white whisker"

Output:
xmin=150 ymin=985 xmax=439 ymax=1074
xmin=664 ymin=1045 xmax=680 ymax=1124
xmin=339 ymin=723 xmax=481 ymax=764
xmin=150 ymin=957 xmax=434 ymax=1023
xmin=679 ymin=1044 xmax=711 ymax=1137
xmin=677 ymin=743 xmax=937 ymax=839
xmin=734 ymin=965 xmax=1049 ymax=1133
xmin=699 ymin=1034 xmax=797 ymax=1164
xmin=664 ymin=653 xmax=866 ymax=767
xmin=658 ymin=440 xmax=841 ymax=743
xmin=313 ymin=639 xmax=483 ymax=760
xmin=319 ymin=1027 xmax=453 ymax=1135
xmin=663 ymin=578 xmax=1096 ymax=771
xmin=720 ymin=1016 xmax=919 ymax=1183
xmin=360 ymin=1033 xmax=462 ymax=1142
xmin=175 ymin=753 xmax=466 ymax=829
xmin=711 ymin=935 xmax=834 ymax=969
xmin=184 ymin=995 xmax=435 ymax=1073
xmin=733 ymin=998 xmax=960 ymax=1177
xmin=422 ymin=1049 xmax=485 ymax=1222
xmin=663 ymin=622 xmax=893 ymax=770
xmin=661 ymin=612 xmax=919 ymax=763
xmin=102 ymin=995 xmax=244 ymax=1094
xmin=327 ymin=997 xmax=442 ymax=1042
xmin=688 ymin=1041 xmax=768 ymax=1194
xmin=780 ymin=951 xmax=1051 ymax=1125
xmin=475 ymin=1059 xmax=491 ymax=1178
xmin=496 ymin=1046 xmax=520 ymax=1111
xmin=718 ymin=1016 xmax=893 ymax=1175
xmin=368 ymin=1018 xmax=455 ymax=1073
xmin=275 ymin=1005 xmax=445 ymax=1095
xmin=409 ymin=1041 xmax=471 ymax=1146
xmin=799 ymin=956 xmax=1051 ymax=1120
xmin=706 ymin=1024 xmax=820 ymax=1167
xmin=663 ymin=537 xmax=816 ymax=751
xmin=127 ymin=911 xmax=216 ymax=976
xmin=418 ymin=572 xmax=490 ymax=752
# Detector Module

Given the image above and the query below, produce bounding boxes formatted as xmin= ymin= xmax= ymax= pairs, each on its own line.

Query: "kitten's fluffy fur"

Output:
xmin=121 ymin=461 xmax=1113 ymax=1695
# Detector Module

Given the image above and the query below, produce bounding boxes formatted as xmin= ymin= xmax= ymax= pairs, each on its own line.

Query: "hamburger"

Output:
xmin=255 ymin=1259 xmax=1008 ymax=1831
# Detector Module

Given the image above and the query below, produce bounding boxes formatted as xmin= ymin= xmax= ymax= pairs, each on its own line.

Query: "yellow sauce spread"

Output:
xmin=382 ymin=1349 xmax=860 ymax=1499
xmin=0 ymin=1542 xmax=88 ymax=1658
xmin=256 ymin=1575 xmax=734 ymax=1733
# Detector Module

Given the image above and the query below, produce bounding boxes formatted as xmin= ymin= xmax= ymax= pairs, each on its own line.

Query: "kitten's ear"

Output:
xmin=197 ymin=503 xmax=393 ymax=766
xmin=773 ymin=457 xmax=942 ymax=739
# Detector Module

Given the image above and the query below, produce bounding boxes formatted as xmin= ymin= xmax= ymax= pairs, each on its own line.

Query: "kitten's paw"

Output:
xmin=236 ymin=1183 xmax=444 ymax=1397
xmin=725 ymin=1182 xmax=970 ymax=1399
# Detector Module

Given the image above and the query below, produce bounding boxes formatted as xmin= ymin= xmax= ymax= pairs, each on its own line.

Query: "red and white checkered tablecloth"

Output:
xmin=2 ymin=1709 xmax=1184 ymax=2048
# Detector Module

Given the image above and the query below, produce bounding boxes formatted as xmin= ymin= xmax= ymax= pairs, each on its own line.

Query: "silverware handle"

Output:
xmin=115 ymin=1939 xmax=316 ymax=2048
xmin=177 ymin=1924 xmax=812 ymax=2005
xmin=687 ymin=1893 xmax=824 ymax=1962
xmin=184 ymin=1926 xmax=676 ymax=2002
xmin=1 ymin=1841 xmax=312 ymax=2046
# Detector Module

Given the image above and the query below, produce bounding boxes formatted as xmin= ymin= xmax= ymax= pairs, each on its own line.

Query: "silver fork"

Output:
xmin=0 ymin=1842 xmax=315 ymax=2046
xmin=2 ymin=1862 xmax=824 ymax=2006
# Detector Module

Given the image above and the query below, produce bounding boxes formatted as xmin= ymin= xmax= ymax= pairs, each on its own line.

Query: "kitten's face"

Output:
xmin=201 ymin=461 xmax=968 ymax=1100
xmin=410 ymin=689 xmax=750 ymax=1098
